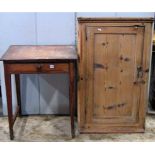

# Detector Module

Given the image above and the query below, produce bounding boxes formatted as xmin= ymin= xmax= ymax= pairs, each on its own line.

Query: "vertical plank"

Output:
xmin=0 ymin=13 xmax=39 ymax=115
xmin=37 ymin=12 xmax=75 ymax=114
xmin=147 ymin=23 xmax=154 ymax=113
xmin=139 ymin=23 xmax=153 ymax=127
xmin=117 ymin=34 xmax=136 ymax=117
xmin=93 ymin=33 xmax=107 ymax=117
xmin=102 ymin=34 xmax=120 ymax=117
xmin=85 ymin=27 xmax=94 ymax=124
xmin=117 ymin=32 xmax=143 ymax=120
xmin=77 ymin=23 xmax=87 ymax=128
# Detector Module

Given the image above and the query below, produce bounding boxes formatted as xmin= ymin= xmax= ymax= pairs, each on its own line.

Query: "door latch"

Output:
xmin=133 ymin=66 xmax=144 ymax=85
xmin=137 ymin=66 xmax=143 ymax=79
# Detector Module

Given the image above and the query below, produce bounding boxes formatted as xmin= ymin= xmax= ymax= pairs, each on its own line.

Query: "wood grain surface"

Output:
xmin=78 ymin=18 xmax=153 ymax=133
xmin=1 ymin=45 xmax=77 ymax=61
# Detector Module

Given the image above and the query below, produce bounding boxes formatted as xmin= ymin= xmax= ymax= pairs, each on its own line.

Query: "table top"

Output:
xmin=1 ymin=45 xmax=77 ymax=62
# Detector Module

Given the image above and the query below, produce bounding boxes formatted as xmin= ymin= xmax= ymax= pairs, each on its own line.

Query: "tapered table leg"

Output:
xmin=15 ymin=74 xmax=22 ymax=116
xmin=4 ymin=68 xmax=14 ymax=140
xmin=69 ymin=62 xmax=75 ymax=138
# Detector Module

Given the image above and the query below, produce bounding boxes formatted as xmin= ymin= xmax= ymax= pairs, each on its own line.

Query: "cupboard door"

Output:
xmin=85 ymin=26 xmax=145 ymax=129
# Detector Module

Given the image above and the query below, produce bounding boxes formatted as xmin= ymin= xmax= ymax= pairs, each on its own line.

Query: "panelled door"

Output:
xmin=84 ymin=25 xmax=145 ymax=132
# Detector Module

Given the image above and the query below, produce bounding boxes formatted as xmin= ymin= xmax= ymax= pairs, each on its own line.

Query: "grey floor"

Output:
xmin=0 ymin=114 xmax=155 ymax=142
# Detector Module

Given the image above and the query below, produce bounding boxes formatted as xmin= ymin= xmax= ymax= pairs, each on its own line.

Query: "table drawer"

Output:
xmin=5 ymin=63 xmax=69 ymax=73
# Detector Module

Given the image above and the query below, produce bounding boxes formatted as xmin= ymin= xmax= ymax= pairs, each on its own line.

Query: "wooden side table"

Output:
xmin=1 ymin=45 xmax=77 ymax=140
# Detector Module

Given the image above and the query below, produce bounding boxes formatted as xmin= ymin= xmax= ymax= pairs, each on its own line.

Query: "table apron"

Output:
xmin=4 ymin=63 xmax=70 ymax=74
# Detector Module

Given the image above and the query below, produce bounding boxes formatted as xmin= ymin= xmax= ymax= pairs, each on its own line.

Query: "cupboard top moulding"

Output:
xmin=78 ymin=17 xmax=154 ymax=23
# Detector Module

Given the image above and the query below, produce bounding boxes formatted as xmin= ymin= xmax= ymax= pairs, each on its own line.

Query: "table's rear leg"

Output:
xmin=15 ymin=74 xmax=22 ymax=116
xmin=69 ymin=62 xmax=75 ymax=138
xmin=4 ymin=71 xmax=14 ymax=140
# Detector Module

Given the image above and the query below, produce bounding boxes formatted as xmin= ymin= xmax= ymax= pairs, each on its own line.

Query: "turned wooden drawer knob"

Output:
xmin=49 ymin=64 xmax=55 ymax=69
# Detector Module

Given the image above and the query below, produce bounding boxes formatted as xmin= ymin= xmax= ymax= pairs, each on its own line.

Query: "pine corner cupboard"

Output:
xmin=77 ymin=18 xmax=154 ymax=133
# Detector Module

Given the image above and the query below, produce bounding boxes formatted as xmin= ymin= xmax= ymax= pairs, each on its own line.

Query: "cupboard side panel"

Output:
xmin=78 ymin=23 xmax=87 ymax=129
xmin=139 ymin=22 xmax=153 ymax=128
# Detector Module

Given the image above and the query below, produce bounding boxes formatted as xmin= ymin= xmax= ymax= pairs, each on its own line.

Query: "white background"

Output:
xmin=0 ymin=0 xmax=154 ymax=154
